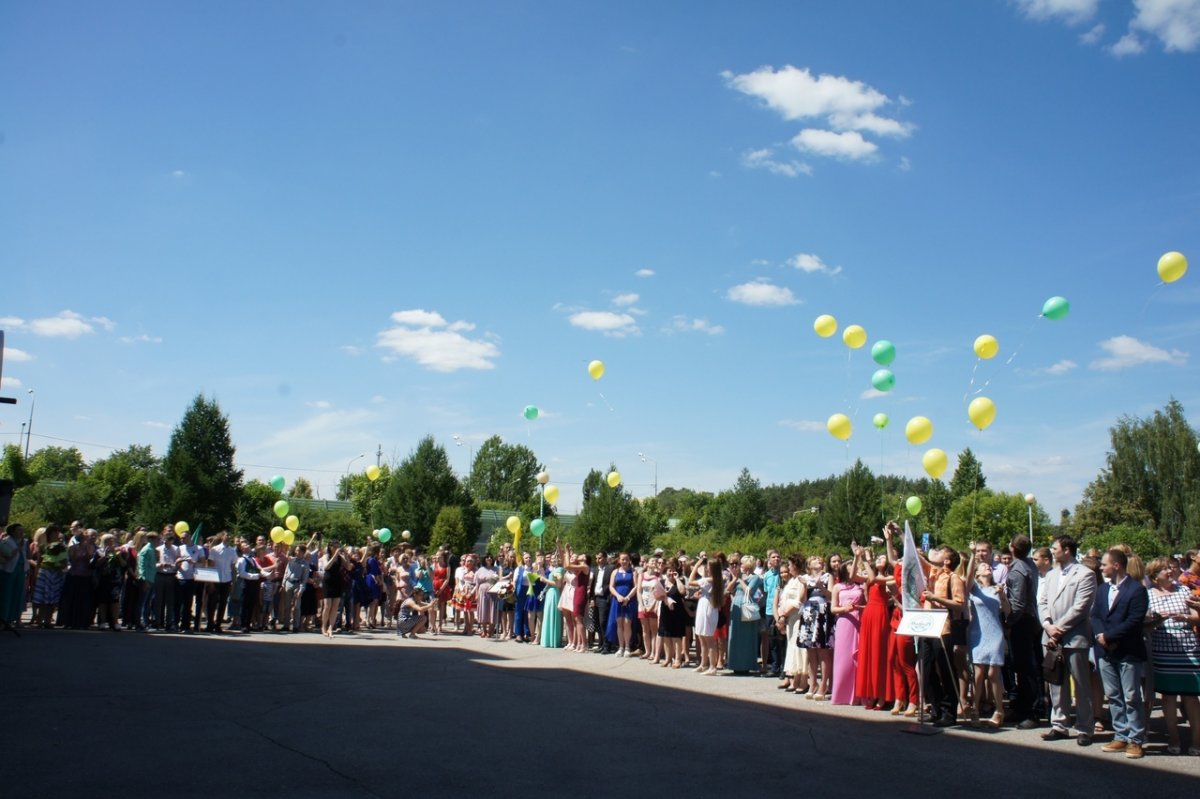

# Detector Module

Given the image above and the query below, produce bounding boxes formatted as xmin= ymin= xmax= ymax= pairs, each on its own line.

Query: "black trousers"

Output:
xmin=240 ymin=581 xmax=260 ymax=629
xmin=175 ymin=581 xmax=204 ymax=630
xmin=206 ymin=582 xmax=232 ymax=629
xmin=591 ymin=597 xmax=611 ymax=650
xmin=1008 ymin=615 xmax=1045 ymax=721
xmin=919 ymin=635 xmax=957 ymax=721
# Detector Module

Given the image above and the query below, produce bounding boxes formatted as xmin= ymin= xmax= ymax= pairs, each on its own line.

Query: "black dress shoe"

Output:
xmin=1077 ymin=734 xmax=1092 ymax=747
xmin=1016 ymin=718 xmax=1040 ymax=730
xmin=1042 ymin=728 xmax=1071 ymax=741
xmin=933 ymin=716 xmax=957 ymax=728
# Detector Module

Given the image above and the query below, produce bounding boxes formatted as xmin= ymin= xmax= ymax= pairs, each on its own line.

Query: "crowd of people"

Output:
xmin=1 ymin=518 xmax=1197 ymax=757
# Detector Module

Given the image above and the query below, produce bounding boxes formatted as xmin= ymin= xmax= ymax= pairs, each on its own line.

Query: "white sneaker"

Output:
xmin=618 ymin=648 xmax=627 ymax=658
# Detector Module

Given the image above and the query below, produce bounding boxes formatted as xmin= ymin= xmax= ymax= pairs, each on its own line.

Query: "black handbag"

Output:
xmin=1042 ymin=646 xmax=1065 ymax=685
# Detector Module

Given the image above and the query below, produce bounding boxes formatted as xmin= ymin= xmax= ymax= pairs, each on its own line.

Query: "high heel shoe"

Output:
xmin=985 ymin=712 xmax=1004 ymax=728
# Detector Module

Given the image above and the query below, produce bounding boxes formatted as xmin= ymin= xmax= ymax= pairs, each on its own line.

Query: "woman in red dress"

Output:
xmin=855 ymin=547 xmax=895 ymax=710
xmin=431 ymin=550 xmax=452 ymax=634
xmin=883 ymin=524 xmax=919 ymax=716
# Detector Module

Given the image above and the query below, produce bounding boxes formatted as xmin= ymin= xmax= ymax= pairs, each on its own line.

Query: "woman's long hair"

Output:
xmin=710 ymin=552 xmax=726 ymax=608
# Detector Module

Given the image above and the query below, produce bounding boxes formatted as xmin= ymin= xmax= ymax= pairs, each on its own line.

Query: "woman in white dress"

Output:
xmin=775 ymin=555 xmax=808 ymax=692
xmin=688 ymin=557 xmax=724 ymax=675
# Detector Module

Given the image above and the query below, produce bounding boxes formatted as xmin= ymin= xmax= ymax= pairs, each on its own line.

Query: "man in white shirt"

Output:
xmin=205 ymin=531 xmax=238 ymax=633
xmin=175 ymin=535 xmax=207 ymax=633
xmin=155 ymin=527 xmax=180 ymax=631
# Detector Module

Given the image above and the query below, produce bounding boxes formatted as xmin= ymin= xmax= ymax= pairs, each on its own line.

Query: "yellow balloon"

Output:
xmin=973 ymin=334 xmax=999 ymax=360
xmin=905 ymin=416 xmax=933 ymax=445
xmin=814 ymin=314 xmax=838 ymax=338
xmin=283 ymin=530 xmax=295 ymax=546
xmin=842 ymin=324 xmax=867 ymax=349
xmin=588 ymin=359 xmax=605 ymax=380
xmin=544 ymin=485 xmax=560 ymax=504
xmin=366 ymin=464 xmax=381 ymax=481
xmin=270 ymin=526 xmax=285 ymax=543
xmin=174 ymin=521 xmax=189 ymax=535
xmin=968 ymin=396 xmax=996 ymax=430
xmin=827 ymin=413 xmax=852 ymax=441
xmin=607 ymin=471 xmax=621 ymax=488
xmin=922 ymin=448 xmax=948 ymax=479
xmin=1158 ymin=251 xmax=1187 ymax=284
xmin=285 ymin=514 xmax=300 ymax=532
xmin=506 ymin=515 xmax=521 ymax=535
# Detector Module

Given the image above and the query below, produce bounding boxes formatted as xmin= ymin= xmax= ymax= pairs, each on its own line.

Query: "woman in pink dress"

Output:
xmin=830 ymin=551 xmax=867 ymax=705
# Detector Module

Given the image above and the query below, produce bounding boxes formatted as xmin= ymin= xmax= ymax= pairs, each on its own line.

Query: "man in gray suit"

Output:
xmin=1038 ymin=534 xmax=1097 ymax=745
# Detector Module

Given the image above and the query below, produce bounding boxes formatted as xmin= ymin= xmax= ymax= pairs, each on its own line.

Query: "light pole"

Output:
xmin=24 ymin=389 xmax=35 ymax=460
xmin=1024 ymin=493 xmax=1036 ymax=538
xmin=638 ymin=451 xmax=657 ymax=498
xmin=345 ymin=453 xmax=366 ymax=477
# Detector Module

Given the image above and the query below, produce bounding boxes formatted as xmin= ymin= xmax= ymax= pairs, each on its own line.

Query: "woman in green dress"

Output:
xmin=0 ymin=524 xmax=28 ymax=632
xmin=540 ymin=545 xmax=565 ymax=648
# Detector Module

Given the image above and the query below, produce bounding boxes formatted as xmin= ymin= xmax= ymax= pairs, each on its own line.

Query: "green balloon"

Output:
xmin=871 ymin=340 xmax=896 ymax=366
xmin=378 ymin=527 xmax=392 ymax=543
xmin=1041 ymin=296 xmax=1070 ymax=320
xmin=873 ymin=412 xmax=889 ymax=429
xmin=871 ymin=369 xmax=895 ymax=392
xmin=530 ymin=519 xmax=546 ymax=537
xmin=906 ymin=496 xmax=922 ymax=516
xmin=273 ymin=500 xmax=289 ymax=518
xmin=270 ymin=475 xmax=286 ymax=492
xmin=523 ymin=405 xmax=539 ymax=421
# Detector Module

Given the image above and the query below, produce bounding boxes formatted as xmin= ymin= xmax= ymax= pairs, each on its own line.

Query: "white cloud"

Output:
xmin=779 ymin=419 xmax=825 ymax=432
xmin=612 ymin=292 xmax=640 ymax=307
xmin=1110 ymin=31 xmax=1147 ymax=54
xmin=860 ymin=388 xmax=888 ymax=399
xmin=788 ymin=253 xmax=842 ymax=276
xmin=1041 ymin=359 xmax=1078 ymax=375
xmin=369 ymin=394 xmax=386 ymax=404
xmin=665 ymin=316 xmax=726 ymax=336
xmin=306 ymin=400 xmax=332 ymax=409
xmin=91 ymin=316 xmax=116 ymax=332
xmin=170 ymin=169 xmax=188 ymax=178
xmin=635 ymin=268 xmax=656 ymax=278
xmin=340 ymin=345 xmax=365 ymax=356
xmin=792 ymin=129 xmax=878 ymax=160
xmin=1128 ymin=0 xmax=1200 ymax=52
xmin=119 ymin=334 xmax=162 ymax=344
xmin=376 ymin=309 xmax=500 ymax=372
xmin=1 ymin=376 xmax=22 ymax=389
xmin=1080 ymin=22 xmax=1106 ymax=43
xmin=2 ymin=347 xmax=33 ymax=363
xmin=726 ymin=280 xmax=799 ymax=307
xmin=1015 ymin=0 xmax=1100 ymax=25
xmin=142 ymin=421 xmax=170 ymax=429
xmin=899 ymin=156 xmax=912 ymax=171
xmin=742 ymin=148 xmax=812 ymax=177
xmin=1090 ymin=335 xmax=1188 ymax=370
xmin=28 ymin=310 xmax=104 ymax=338
xmin=568 ymin=311 xmax=640 ymax=337
xmin=0 ymin=317 xmax=24 ymax=328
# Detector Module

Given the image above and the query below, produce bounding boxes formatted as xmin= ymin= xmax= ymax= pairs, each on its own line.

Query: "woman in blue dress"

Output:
xmin=606 ymin=552 xmax=638 ymax=656
xmin=965 ymin=550 xmax=1009 ymax=727
xmin=728 ymin=555 xmax=765 ymax=673
xmin=364 ymin=544 xmax=384 ymax=628
xmin=523 ymin=552 xmax=545 ymax=642
xmin=539 ymin=549 xmax=565 ymax=648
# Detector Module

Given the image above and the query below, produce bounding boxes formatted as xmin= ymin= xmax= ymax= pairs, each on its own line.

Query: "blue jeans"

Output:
xmin=1099 ymin=658 xmax=1146 ymax=745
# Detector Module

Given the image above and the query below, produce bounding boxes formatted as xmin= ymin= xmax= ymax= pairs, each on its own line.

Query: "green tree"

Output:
xmin=1078 ymin=523 xmax=1169 ymax=560
xmin=290 ymin=477 xmax=314 ymax=499
xmin=337 ymin=466 xmax=391 ymax=525
xmin=9 ymin=480 xmax=102 ymax=530
xmin=27 ymin=445 xmax=86 ymax=481
xmin=142 ymin=394 xmax=243 ymax=531
xmin=570 ymin=466 xmax=651 ymax=554
xmin=1076 ymin=399 xmax=1199 ymax=552
xmin=717 ymin=468 xmax=767 ymax=537
xmin=0 ymin=443 xmax=33 ymax=488
xmin=86 ymin=445 xmax=159 ymax=530
xmin=429 ymin=505 xmax=475 ymax=555
xmin=949 ymin=447 xmax=986 ymax=500
xmin=469 ymin=435 xmax=541 ymax=506
xmin=820 ymin=460 xmax=881 ymax=547
xmin=940 ymin=490 xmax=1051 ymax=551
xmin=375 ymin=436 xmax=478 ymax=549
xmin=234 ymin=480 xmax=280 ymax=539
xmin=923 ymin=479 xmax=953 ymax=534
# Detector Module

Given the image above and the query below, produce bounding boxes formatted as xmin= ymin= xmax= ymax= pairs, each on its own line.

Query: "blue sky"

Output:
xmin=2 ymin=1 xmax=1198 ymax=519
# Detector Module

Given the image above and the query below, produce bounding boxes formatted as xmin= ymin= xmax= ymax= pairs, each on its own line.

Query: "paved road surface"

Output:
xmin=4 ymin=627 xmax=1196 ymax=798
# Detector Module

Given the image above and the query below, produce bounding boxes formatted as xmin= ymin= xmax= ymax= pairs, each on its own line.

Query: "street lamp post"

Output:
xmin=638 ymin=452 xmax=657 ymax=498
xmin=24 ymin=389 xmax=35 ymax=460
xmin=346 ymin=453 xmax=366 ymax=477
xmin=1024 ymin=493 xmax=1036 ymax=539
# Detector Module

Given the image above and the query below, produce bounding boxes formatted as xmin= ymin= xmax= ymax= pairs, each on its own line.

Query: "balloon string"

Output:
xmin=962 ymin=359 xmax=981 ymax=404
xmin=597 ymin=392 xmax=614 ymax=412
xmin=1134 ymin=283 xmax=1164 ymax=335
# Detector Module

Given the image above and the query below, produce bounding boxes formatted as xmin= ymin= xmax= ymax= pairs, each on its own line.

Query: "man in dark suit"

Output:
xmin=1092 ymin=548 xmax=1149 ymax=760
xmin=589 ymin=552 xmax=615 ymax=653
xmin=1005 ymin=534 xmax=1044 ymax=729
